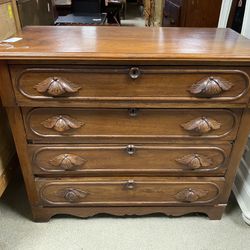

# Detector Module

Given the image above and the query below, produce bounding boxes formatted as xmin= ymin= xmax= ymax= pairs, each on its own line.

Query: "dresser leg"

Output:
xmin=206 ymin=205 xmax=226 ymax=220
xmin=32 ymin=207 xmax=53 ymax=223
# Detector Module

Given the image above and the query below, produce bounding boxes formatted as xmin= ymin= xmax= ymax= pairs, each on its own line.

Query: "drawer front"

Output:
xmin=36 ymin=177 xmax=225 ymax=206
xmin=24 ymin=108 xmax=241 ymax=142
xmin=11 ymin=66 xmax=250 ymax=105
xmin=30 ymin=143 xmax=232 ymax=176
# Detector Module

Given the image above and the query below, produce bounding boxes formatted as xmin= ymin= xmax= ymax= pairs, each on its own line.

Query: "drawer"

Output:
xmin=29 ymin=143 xmax=232 ymax=176
xmin=36 ymin=177 xmax=225 ymax=207
xmin=11 ymin=65 xmax=250 ymax=106
xmin=23 ymin=108 xmax=241 ymax=142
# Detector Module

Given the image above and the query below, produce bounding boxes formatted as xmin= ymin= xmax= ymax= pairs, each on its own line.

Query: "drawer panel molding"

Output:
xmin=37 ymin=178 xmax=224 ymax=206
xmin=11 ymin=66 xmax=250 ymax=105
xmin=30 ymin=144 xmax=231 ymax=175
xmin=24 ymin=108 xmax=241 ymax=142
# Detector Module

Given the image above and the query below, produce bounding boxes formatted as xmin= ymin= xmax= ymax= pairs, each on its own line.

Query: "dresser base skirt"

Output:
xmin=31 ymin=205 xmax=226 ymax=222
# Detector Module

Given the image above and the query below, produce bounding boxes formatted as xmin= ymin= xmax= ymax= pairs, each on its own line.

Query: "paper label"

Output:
xmin=2 ymin=37 xmax=23 ymax=43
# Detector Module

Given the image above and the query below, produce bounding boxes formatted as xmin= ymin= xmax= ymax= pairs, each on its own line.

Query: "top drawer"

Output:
xmin=10 ymin=65 xmax=250 ymax=107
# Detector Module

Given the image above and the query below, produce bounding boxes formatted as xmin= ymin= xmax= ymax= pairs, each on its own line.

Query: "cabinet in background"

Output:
xmin=163 ymin=0 xmax=222 ymax=27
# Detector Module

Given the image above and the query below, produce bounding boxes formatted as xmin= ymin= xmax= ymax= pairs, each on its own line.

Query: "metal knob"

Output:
xmin=129 ymin=67 xmax=141 ymax=79
xmin=128 ymin=108 xmax=139 ymax=117
xmin=125 ymin=180 xmax=136 ymax=189
xmin=126 ymin=145 xmax=136 ymax=155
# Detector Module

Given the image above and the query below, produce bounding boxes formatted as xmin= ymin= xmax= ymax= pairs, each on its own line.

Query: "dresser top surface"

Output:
xmin=0 ymin=26 xmax=250 ymax=61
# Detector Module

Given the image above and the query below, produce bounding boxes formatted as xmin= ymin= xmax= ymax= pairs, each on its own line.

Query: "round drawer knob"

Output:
xmin=126 ymin=145 xmax=136 ymax=155
xmin=128 ymin=108 xmax=139 ymax=117
xmin=125 ymin=180 xmax=136 ymax=189
xmin=129 ymin=67 xmax=141 ymax=79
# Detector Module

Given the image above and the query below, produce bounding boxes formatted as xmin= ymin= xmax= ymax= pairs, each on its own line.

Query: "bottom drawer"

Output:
xmin=36 ymin=177 xmax=225 ymax=207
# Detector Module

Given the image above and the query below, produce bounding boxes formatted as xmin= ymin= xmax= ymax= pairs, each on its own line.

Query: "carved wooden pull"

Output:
xmin=49 ymin=154 xmax=86 ymax=171
xmin=41 ymin=115 xmax=83 ymax=132
xmin=34 ymin=77 xmax=81 ymax=97
xmin=176 ymin=154 xmax=213 ymax=170
xmin=175 ymin=188 xmax=208 ymax=202
xmin=189 ymin=76 xmax=233 ymax=98
xmin=181 ymin=116 xmax=221 ymax=135
xmin=63 ymin=188 xmax=88 ymax=203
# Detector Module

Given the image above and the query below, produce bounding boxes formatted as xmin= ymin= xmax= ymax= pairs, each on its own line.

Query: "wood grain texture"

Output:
xmin=1 ymin=27 xmax=250 ymax=221
xmin=36 ymin=177 xmax=225 ymax=207
xmin=23 ymin=108 xmax=241 ymax=143
xmin=163 ymin=0 xmax=222 ymax=28
xmin=32 ymin=205 xmax=226 ymax=222
xmin=29 ymin=143 xmax=231 ymax=176
xmin=10 ymin=65 xmax=250 ymax=106
xmin=0 ymin=27 xmax=250 ymax=61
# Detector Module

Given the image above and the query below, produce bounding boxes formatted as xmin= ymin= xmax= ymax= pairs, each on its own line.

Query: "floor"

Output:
xmin=0 ymin=176 xmax=250 ymax=250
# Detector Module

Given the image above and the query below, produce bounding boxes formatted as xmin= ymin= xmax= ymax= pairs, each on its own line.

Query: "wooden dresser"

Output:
xmin=162 ymin=0 xmax=222 ymax=27
xmin=1 ymin=27 xmax=250 ymax=222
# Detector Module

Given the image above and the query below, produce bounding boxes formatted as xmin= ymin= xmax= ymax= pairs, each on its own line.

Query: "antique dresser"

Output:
xmin=1 ymin=26 xmax=250 ymax=222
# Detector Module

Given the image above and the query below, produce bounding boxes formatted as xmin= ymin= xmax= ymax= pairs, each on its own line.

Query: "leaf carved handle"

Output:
xmin=181 ymin=116 xmax=221 ymax=135
xmin=176 ymin=154 xmax=213 ymax=170
xmin=189 ymin=76 xmax=233 ymax=98
xmin=49 ymin=154 xmax=86 ymax=171
xmin=175 ymin=188 xmax=208 ymax=202
xmin=34 ymin=77 xmax=81 ymax=97
xmin=63 ymin=188 xmax=88 ymax=203
xmin=41 ymin=115 xmax=84 ymax=132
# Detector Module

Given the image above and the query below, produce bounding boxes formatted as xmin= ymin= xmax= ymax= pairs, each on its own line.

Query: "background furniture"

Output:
xmin=16 ymin=0 xmax=56 ymax=26
xmin=105 ymin=0 xmax=123 ymax=25
xmin=0 ymin=0 xmax=21 ymax=40
xmin=227 ymin=0 xmax=246 ymax=33
xmin=163 ymin=0 xmax=222 ymax=27
xmin=55 ymin=0 xmax=107 ymax=26
xmin=1 ymin=27 xmax=250 ymax=221
xmin=0 ymin=0 xmax=19 ymax=197
xmin=55 ymin=0 xmax=72 ymax=16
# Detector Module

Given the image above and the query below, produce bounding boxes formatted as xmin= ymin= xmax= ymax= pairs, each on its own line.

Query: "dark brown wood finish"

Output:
xmin=1 ymin=27 xmax=250 ymax=221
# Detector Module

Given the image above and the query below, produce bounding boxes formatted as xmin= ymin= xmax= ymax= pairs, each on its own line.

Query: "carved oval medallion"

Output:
xmin=175 ymin=188 xmax=208 ymax=202
xmin=189 ymin=76 xmax=233 ymax=98
xmin=34 ymin=77 xmax=81 ymax=97
xmin=49 ymin=154 xmax=86 ymax=171
xmin=41 ymin=115 xmax=83 ymax=132
xmin=181 ymin=116 xmax=221 ymax=135
xmin=176 ymin=154 xmax=213 ymax=170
